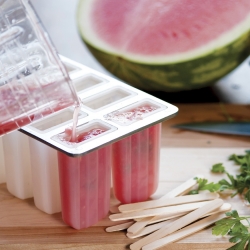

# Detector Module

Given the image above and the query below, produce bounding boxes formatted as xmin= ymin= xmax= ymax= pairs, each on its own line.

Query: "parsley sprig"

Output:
xmin=188 ymin=177 xmax=221 ymax=194
xmin=187 ymin=150 xmax=250 ymax=249
xmin=212 ymin=210 xmax=250 ymax=250
xmin=189 ymin=150 xmax=250 ymax=203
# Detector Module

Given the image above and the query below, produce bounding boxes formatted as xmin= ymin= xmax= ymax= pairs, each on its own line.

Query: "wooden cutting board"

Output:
xmin=0 ymin=103 xmax=249 ymax=250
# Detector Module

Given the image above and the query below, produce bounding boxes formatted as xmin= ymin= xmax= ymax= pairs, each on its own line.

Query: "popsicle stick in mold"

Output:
xmin=127 ymin=203 xmax=231 ymax=238
xmin=110 ymin=200 xmax=212 ymax=221
xmin=120 ymin=192 xmax=218 ymax=213
xmin=106 ymin=221 xmax=134 ymax=232
xmin=129 ymin=199 xmax=224 ymax=250
xmin=142 ymin=212 xmax=226 ymax=250
xmin=126 ymin=175 xmax=202 ymax=233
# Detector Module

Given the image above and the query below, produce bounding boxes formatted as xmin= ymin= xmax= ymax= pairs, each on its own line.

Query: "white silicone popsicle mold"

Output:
xmin=18 ymin=56 xmax=178 ymax=229
xmin=29 ymin=137 xmax=61 ymax=214
xmin=27 ymin=102 xmax=88 ymax=214
xmin=3 ymin=131 xmax=33 ymax=199
xmin=0 ymin=137 xmax=5 ymax=184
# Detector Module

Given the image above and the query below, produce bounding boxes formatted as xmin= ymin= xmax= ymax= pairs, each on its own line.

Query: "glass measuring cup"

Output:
xmin=0 ymin=0 xmax=79 ymax=136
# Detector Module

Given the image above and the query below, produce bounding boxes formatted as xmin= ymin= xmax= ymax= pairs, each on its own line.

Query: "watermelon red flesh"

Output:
xmin=78 ymin=0 xmax=250 ymax=91
xmin=91 ymin=0 xmax=250 ymax=56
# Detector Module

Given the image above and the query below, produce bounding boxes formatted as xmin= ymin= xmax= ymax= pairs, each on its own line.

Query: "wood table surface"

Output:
xmin=0 ymin=103 xmax=250 ymax=250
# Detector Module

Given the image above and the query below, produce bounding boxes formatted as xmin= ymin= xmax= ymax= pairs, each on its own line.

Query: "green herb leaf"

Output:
xmin=212 ymin=218 xmax=238 ymax=236
xmin=189 ymin=178 xmax=221 ymax=194
xmin=227 ymin=234 xmax=250 ymax=250
xmin=229 ymin=154 xmax=247 ymax=165
xmin=188 ymin=190 xmax=199 ymax=195
xmin=244 ymin=189 xmax=250 ymax=203
xmin=212 ymin=210 xmax=250 ymax=249
xmin=210 ymin=150 xmax=250 ymax=249
xmin=211 ymin=163 xmax=225 ymax=173
xmin=199 ymin=181 xmax=221 ymax=192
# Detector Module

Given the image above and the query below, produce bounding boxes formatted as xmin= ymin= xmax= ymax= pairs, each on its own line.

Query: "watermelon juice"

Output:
xmin=57 ymin=126 xmax=112 ymax=229
xmin=0 ymin=68 xmax=78 ymax=136
xmin=112 ymin=123 xmax=161 ymax=204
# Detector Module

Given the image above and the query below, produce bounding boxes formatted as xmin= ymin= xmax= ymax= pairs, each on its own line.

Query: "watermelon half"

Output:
xmin=77 ymin=0 xmax=250 ymax=92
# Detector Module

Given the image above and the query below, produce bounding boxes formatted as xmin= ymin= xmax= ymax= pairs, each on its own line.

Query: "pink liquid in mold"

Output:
xmin=104 ymin=104 xmax=158 ymax=124
xmin=60 ymin=104 xmax=107 ymax=144
xmin=61 ymin=127 xmax=106 ymax=143
xmin=57 ymin=125 xmax=111 ymax=229
xmin=112 ymin=123 xmax=161 ymax=204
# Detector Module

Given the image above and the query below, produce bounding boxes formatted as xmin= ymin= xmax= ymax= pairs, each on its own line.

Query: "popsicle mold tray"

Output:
xmin=21 ymin=56 xmax=178 ymax=157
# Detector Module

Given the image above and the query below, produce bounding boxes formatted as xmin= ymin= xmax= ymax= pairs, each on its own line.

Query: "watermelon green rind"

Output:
xmin=83 ymin=31 xmax=250 ymax=92
xmin=77 ymin=0 xmax=250 ymax=91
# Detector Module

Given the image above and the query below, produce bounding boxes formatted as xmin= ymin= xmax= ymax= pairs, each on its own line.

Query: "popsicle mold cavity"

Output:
xmin=52 ymin=120 xmax=116 ymax=146
xmin=73 ymin=74 xmax=107 ymax=93
xmin=30 ymin=108 xmax=87 ymax=132
xmin=112 ymin=123 xmax=161 ymax=204
xmin=104 ymin=100 xmax=166 ymax=125
xmin=63 ymin=62 xmax=80 ymax=75
xmin=29 ymin=138 xmax=61 ymax=214
xmin=3 ymin=131 xmax=33 ymax=199
xmin=81 ymin=87 xmax=136 ymax=111
xmin=0 ymin=138 xmax=5 ymax=184
xmin=57 ymin=144 xmax=112 ymax=229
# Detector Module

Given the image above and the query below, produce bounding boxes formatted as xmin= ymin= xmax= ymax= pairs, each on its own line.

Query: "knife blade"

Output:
xmin=173 ymin=122 xmax=250 ymax=136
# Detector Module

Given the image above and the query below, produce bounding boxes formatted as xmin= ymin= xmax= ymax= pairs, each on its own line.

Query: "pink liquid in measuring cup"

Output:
xmin=0 ymin=69 xmax=78 ymax=136
xmin=112 ymin=123 xmax=161 ymax=204
xmin=57 ymin=123 xmax=111 ymax=229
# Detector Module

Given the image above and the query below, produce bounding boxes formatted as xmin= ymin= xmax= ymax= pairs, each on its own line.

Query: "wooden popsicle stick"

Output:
xmin=127 ymin=213 xmax=185 ymax=234
xmin=158 ymin=175 xmax=203 ymax=199
xmin=129 ymin=199 xmax=224 ymax=250
xmin=127 ymin=218 xmax=180 ymax=239
xmin=119 ymin=192 xmax=218 ymax=213
xmin=127 ymin=217 xmax=157 ymax=234
xmin=133 ymin=211 xmax=188 ymax=222
xmin=110 ymin=200 xmax=210 ymax=221
xmin=106 ymin=221 xmax=134 ymax=232
xmin=126 ymin=176 xmax=202 ymax=231
xmin=127 ymin=203 xmax=231 ymax=238
xmin=142 ymin=212 xmax=226 ymax=250
xmin=147 ymin=202 xmax=231 ymax=225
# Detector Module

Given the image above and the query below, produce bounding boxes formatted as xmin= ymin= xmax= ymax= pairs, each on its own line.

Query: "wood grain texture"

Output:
xmin=0 ymin=103 xmax=249 ymax=249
